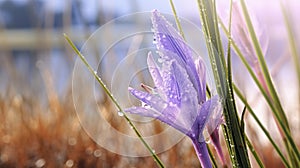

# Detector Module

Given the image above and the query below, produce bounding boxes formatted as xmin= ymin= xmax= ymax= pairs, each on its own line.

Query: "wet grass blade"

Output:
xmin=245 ymin=136 xmax=264 ymax=168
xmin=239 ymin=0 xmax=300 ymax=165
xmin=169 ymin=0 xmax=185 ymax=40
xmin=281 ymin=4 xmax=300 ymax=155
xmin=239 ymin=0 xmax=289 ymax=129
xmin=281 ymin=2 xmax=300 ymax=90
xmin=233 ymin=85 xmax=291 ymax=168
xmin=196 ymin=0 xmax=250 ymax=167
xmin=64 ymin=34 xmax=165 ymax=168
xmin=207 ymin=144 xmax=218 ymax=168
xmin=219 ymin=16 xmax=300 ymax=164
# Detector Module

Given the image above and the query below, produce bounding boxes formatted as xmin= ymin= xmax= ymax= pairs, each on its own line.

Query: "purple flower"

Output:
xmin=125 ymin=10 xmax=223 ymax=168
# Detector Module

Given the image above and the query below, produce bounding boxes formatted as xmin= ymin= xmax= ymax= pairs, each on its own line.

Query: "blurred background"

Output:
xmin=0 ymin=0 xmax=299 ymax=167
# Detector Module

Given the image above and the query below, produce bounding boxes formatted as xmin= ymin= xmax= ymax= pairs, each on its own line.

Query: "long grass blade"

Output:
xmin=245 ymin=136 xmax=265 ymax=168
xmin=233 ymin=85 xmax=291 ymax=168
xmin=64 ymin=34 xmax=165 ymax=168
xmin=197 ymin=0 xmax=250 ymax=167
xmin=219 ymin=16 xmax=300 ymax=163
xmin=239 ymin=0 xmax=300 ymax=165
xmin=281 ymin=4 xmax=300 ymax=166
xmin=169 ymin=0 xmax=185 ymax=40
xmin=239 ymin=0 xmax=289 ymax=129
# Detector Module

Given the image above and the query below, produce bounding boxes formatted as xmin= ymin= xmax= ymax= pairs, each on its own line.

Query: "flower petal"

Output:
xmin=151 ymin=10 xmax=203 ymax=103
xmin=192 ymin=96 xmax=221 ymax=142
xmin=158 ymin=106 xmax=190 ymax=134
xmin=160 ymin=59 xmax=180 ymax=105
xmin=170 ymin=60 xmax=199 ymax=131
xmin=128 ymin=87 xmax=168 ymax=112
xmin=210 ymin=128 xmax=225 ymax=166
xmin=196 ymin=58 xmax=207 ymax=102
xmin=202 ymin=96 xmax=224 ymax=165
xmin=124 ymin=105 xmax=189 ymax=135
xmin=205 ymin=95 xmax=223 ymax=135
xmin=147 ymin=52 xmax=163 ymax=90
xmin=124 ymin=106 xmax=161 ymax=118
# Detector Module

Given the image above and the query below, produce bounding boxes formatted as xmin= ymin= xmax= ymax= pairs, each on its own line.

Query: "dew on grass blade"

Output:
xmin=117 ymin=111 xmax=124 ymax=117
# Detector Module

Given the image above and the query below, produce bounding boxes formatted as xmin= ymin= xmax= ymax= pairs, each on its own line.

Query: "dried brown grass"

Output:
xmin=0 ymin=58 xmax=294 ymax=168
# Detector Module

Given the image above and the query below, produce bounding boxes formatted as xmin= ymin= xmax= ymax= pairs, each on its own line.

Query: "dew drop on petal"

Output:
xmin=169 ymin=102 xmax=176 ymax=107
xmin=162 ymin=103 xmax=168 ymax=109
xmin=158 ymin=58 xmax=164 ymax=63
xmin=145 ymin=96 xmax=151 ymax=101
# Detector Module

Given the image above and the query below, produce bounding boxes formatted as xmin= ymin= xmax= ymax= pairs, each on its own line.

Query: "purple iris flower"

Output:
xmin=125 ymin=10 xmax=223 ymax=168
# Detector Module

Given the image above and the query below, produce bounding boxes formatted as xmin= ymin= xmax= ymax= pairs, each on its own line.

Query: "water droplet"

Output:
xmin=205 ymin=137 xmax=211 ymax=144
xmin=68 ymin=137 xmax=77 ymax=146
xmin=94 ymin=149 xmax=102 ymax=157
xmin=162 ymin=103 xmax=168 ymax=108
xmin=153 ymin=38 xmax=158 ymax=44
xmin=158 ymin=58 xmax=164 ymax=63
xmin=65 ymin=159 xmax=74 ymax=167
xmin=169 ymin=102 xmax=176 ymax=107
xmin=152 ymin=149 xmax=156 ymax=153
xmin=94 ymin=71 xmax=97 ymax=75
xmin=35 ymin=158 xmax=46 ymax=168
xmin=118 ymin=111 xmax=124 ymax=116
